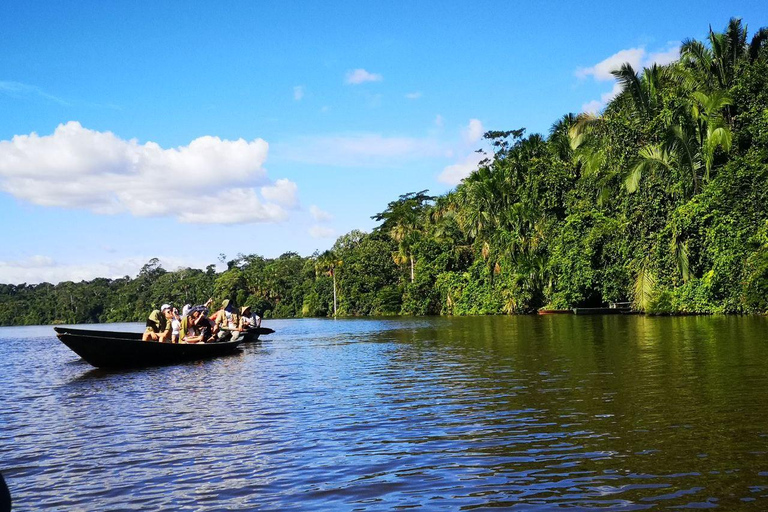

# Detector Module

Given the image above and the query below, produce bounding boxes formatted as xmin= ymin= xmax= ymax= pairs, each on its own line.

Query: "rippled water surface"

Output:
xmin=2 ymin=316 xmax=768 ymax=510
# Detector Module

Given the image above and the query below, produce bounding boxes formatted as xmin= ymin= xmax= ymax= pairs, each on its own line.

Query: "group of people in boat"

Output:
xmin=143 ymin=298 xmax=261 ymax=344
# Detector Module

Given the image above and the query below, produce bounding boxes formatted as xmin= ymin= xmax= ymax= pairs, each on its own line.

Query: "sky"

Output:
xmin=1 ymin=1 xmax=765 ymax=284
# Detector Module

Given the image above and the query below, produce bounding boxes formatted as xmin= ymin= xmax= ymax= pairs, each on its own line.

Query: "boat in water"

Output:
xmin=54 ymin=326 xmax=243 ymax=369
xmin=246 ymin=326 xmax=273 ymax=341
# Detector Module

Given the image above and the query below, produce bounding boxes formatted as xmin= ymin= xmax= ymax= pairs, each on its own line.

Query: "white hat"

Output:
xmin=161 ymin=303 xmax=172 ymax=312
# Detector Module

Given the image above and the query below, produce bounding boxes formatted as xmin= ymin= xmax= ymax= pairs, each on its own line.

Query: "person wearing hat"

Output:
xmin=142 ymin=303 xmax=174 ymax=342
xmin=239 ymin=305 xmax=261 ymax=330
xmin=179 ymin=305 xmax=217 ymax=344
xmin=213 ymin=299 xmax=241 ymax=332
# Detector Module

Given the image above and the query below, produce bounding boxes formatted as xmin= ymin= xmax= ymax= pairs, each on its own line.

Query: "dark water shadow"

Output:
xmin=68 ymin=349 xmax=244 ymax=383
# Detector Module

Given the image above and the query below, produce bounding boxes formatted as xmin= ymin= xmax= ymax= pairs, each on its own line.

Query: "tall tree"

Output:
xmin=372 ymin=190 xmax=435 ymax=282
xmin=316 ymin=250 xmax=342 ymax=316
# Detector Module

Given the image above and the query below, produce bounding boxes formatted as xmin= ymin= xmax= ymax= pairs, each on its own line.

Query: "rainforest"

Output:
xmin=2 ymin=18 xmax=768 ymax=325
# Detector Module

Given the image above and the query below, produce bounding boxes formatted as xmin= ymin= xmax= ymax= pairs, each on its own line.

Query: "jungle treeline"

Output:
xmin=3 ymin=18 xmax=768 ymax=325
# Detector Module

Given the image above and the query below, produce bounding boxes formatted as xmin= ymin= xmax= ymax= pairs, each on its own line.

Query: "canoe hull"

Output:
xmin=54 ymin=327 xmax=241 ymax=369
xmin=240 ymin=330 xmax=260 ymax=343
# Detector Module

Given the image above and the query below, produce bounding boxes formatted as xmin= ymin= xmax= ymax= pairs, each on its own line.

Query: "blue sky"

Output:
xmin=1 ymin=1 xmax=765 ymax=284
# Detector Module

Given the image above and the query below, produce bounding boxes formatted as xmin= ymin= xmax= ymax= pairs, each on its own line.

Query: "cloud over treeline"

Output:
xmin=0 ymin=122 xmax=298 ymax=224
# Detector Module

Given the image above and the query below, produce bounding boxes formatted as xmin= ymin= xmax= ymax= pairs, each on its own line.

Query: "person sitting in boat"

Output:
xmin=182 ymin=297 xmax=213 ymax=319
xmin=239 ymin=306 xmax=261 ymax=330
xmin=142 ymin=303 xmax=174 ymax=342
xmin=213 ymin=299 xmax=241 ymax=332
xmin=179 ymin=305 xmax=218 ymax=344
xmin=170 ymin=307 xmax=181 ymax=343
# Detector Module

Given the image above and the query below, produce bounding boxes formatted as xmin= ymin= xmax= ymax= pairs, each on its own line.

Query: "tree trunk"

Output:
xmin=410 ymin=254 xmax=414 ymax=283
xmin=332 ymin=271 xmax=337 ymax=317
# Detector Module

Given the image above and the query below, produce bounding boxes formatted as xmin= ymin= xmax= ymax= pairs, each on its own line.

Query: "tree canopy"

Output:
xmin=3 ymin=18 xmax=768 ymax=325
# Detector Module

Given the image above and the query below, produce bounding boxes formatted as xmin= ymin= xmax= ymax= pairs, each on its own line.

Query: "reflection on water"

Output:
xmin=2 ymin=316 xmax=768 ymax=510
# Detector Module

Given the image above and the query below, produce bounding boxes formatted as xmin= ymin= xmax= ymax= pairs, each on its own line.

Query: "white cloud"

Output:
xmin=0 ymin=122 xmax=293 ymax=224
xmin=438 ymin=152 xmax=486 ymax=185
xmin=577 ymin=43 xmax=680 ymax=113
xmin=260 ymin=178 xmax=298 ymax=208
xmin=405 ymin=92 xmax=422 ymax=99
xmin=646 ymin=44 xmax=681 ymax=67
xmin=293 ymin=85 xmax=305 ymax=101
xmin=309 ymin=225 xmax=335 ymax=239
xmin=581 ymin=100 xmax=605 ymax=116
xmin=310 ymin=205 xmax=333 ymax=222
xmin=274 ymin=133 xmax=443 ymax=167
xmin=576 ymin=48 xmax=646 ymax=81
xmin=179 ymin=188 xmax=288 ymax=224
xmin=0 ymin=254 xmax=225 ymax=285
xmin=345 ymin=68 xmax=383 ymax=85
xmin=464 ymin=119 xmax=484 ymax=144
xmin=581 ymin=82 xmax=623 ymax=114
xmin=434 ymin=115 xmax=444 ymax=128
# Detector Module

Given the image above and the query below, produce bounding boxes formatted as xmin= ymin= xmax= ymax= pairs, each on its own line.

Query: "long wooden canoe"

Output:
xmin=54 ymin=326 xmax=242 ymax=369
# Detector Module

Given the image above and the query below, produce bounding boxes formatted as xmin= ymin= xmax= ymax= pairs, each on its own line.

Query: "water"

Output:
xmin=2 ymin=315 xmax=768 ymax=511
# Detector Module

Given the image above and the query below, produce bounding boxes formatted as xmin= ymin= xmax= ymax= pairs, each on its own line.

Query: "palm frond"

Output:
xmin=633 ymin=261 xmax=657 ymax=311
xmin=611 ymin=63 xmax=649 ymax=116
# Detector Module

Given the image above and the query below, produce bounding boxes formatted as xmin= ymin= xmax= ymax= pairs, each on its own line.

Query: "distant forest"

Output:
xmin=3 ymin=18 xmax=768 ymax=326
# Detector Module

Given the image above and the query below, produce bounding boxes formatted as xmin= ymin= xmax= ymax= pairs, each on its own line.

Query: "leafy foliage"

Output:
xmin=4 ymin=18 xmax=768 ymax=325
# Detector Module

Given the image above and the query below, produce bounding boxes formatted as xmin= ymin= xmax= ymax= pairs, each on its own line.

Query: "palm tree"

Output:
xmin=372 ymin=190 xmax=435 ymax=282
xmin=626 ymin=90 xmax=732 ymax=196
xmin=748 ymin=27 xmax=768 ymax=62
xmin=548 ymin=113 xmax=577 ymax=162
xmin=316 ymin=250 xmax=342 ymax=316
xmin=679 ymin=18 xmax=768 ymax=93
xmin=568 ymin=114 xmax=616 ymax=205
xmin=611 ymin=63 xmax=669 ymax=120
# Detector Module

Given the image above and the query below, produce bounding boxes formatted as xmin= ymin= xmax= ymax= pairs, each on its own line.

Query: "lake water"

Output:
xmin=2 ymin=315 xmax=768 ymax=511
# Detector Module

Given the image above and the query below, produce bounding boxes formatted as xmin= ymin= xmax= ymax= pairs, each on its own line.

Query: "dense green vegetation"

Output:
xmin=3 ymin=19 xmax=768 ymax=325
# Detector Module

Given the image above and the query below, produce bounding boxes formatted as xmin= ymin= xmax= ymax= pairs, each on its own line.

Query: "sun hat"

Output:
xmin=161 ymin=303 xmax=172 ymax=312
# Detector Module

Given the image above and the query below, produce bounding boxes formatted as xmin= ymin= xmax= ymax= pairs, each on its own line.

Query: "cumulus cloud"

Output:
xmin=293 ymin=85 xmax=305 ymax=101
xmin=575 ymin=48 xmax=646 ymax=81
xmin=581 ymin=82 xmax=623 ymax=115
xmin=309 ymin=225 xmax=335 ymax=239
xmin=646 ymin=45 xmax=682 ymax=67
xmin=577 ymin=43 xmax=680 ymax=113
xmin=438 ymin=152 xmax=487 ymax=186
xmin=0 ymin=122 xmax=294 ymax=224
xmin=345 ymin=68 xmax=383 ymax=85
xmin=310 ymin=205 xmax=333 ymax=222
xmin=464 ymin=119 xmax=485 ymax=144
xmin=0 ymin=254 xmax=224 ymax=285
xmin=261 ymin=178 xmax=298 ymax=208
